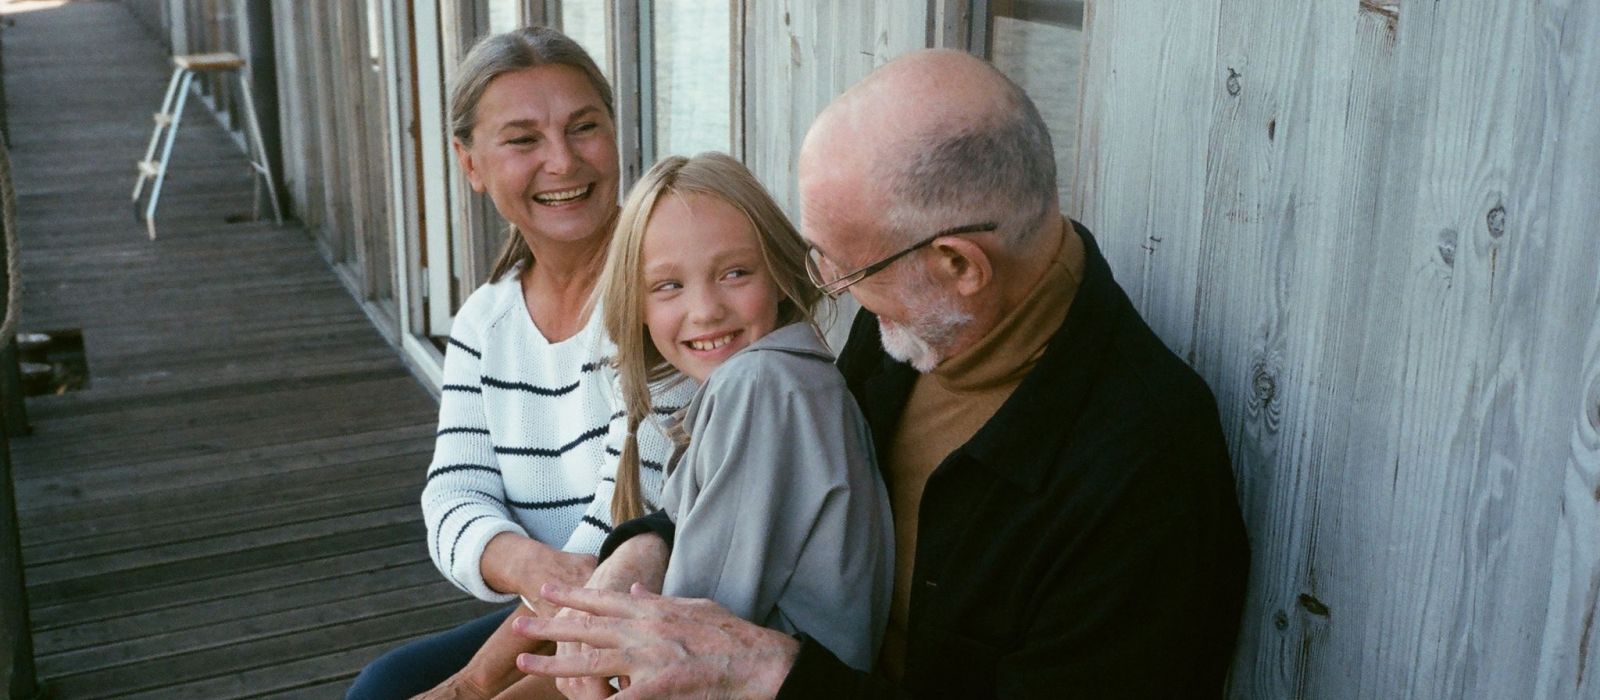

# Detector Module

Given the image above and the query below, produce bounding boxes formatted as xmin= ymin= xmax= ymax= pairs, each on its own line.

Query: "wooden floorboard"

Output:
xmin=3 ymin=2 xmax=497 ymax=696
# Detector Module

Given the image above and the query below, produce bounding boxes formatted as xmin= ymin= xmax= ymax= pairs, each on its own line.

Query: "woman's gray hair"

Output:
xmin=450 ymin=26 xmax=615 ymax=282
xmin=879 ymin=70 xmax=1056 ymax=249
xmin=449 ymin=26 xmax=613 ymax=146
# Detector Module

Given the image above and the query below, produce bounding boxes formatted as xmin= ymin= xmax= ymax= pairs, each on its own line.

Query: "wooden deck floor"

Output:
xmin=4 ymin=2 xmax=494 ymax=697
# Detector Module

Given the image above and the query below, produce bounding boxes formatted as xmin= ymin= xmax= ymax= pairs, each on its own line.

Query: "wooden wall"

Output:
xmin=740 ymin=1 xmax=927 ymax=218
xmin=269 ymin=0 xmax=400 ymax=332
xmin=1073 ymin=1 xmax=1600 ymax=696
xmin=740 ymin=1 xmax=929 ymax=345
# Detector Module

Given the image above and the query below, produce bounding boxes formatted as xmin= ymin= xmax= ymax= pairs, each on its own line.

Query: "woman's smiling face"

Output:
xmin=454 ymin=64 xmax=620 ymax=247
xmin=642 ymin=192 xmax=781 ymax=382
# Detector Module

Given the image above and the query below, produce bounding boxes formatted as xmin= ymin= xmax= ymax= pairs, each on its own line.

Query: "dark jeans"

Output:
xmin=346 ymin=605 xmax=516 ymax=700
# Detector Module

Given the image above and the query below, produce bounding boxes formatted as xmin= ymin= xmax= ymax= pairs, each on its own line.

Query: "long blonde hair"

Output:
xmin=597 ymin=153 xmax=824 ymax=524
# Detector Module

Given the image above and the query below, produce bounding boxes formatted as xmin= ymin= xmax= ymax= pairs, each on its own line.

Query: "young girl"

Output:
xmin=597 ymin=152 xmax=894 ymax=671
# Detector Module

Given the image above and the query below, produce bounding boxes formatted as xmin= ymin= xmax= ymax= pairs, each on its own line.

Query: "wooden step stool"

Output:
xmin=130 ymin=52 xmax=283 ymax=240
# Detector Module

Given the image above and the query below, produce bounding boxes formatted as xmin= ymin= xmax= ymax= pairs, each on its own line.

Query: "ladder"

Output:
xmin=131 ymin=52 xmax=283 ymax=240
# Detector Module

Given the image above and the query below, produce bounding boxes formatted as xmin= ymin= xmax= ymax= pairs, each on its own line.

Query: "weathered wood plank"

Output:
xmin=26 ymin=522 xmax=426 ymax=607
xmin=49 ymin=598 xmax=490 ymax=699
xmin=36 ymin=576 xmax=464 ymax=669
xmin=2 ymin=2 xmax=455 ymax=695
xmin=1077 ymin=1 xmax=1600 ymax=697
xmin=28 ymin=542 xmax=430 ymax=629
xmin=15 ymin=425 xmax=432 ymax=512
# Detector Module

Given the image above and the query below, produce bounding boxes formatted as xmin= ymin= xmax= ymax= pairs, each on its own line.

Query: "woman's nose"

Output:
xmin=543 ymin=137 xmax=577 ymax=174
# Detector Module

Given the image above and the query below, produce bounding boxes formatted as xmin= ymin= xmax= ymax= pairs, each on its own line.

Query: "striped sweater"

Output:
xmin=422 ymin=271 xmax=692 ymax=602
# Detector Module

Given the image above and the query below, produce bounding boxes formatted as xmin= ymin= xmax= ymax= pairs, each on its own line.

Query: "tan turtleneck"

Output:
xmin=878 ymin=221 xmax=1084 ymax=680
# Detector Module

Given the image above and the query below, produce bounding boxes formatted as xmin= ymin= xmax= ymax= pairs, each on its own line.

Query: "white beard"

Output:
xmin=877 ymin=281 xmax=971 ymax=373
xmin=880 ymin=320 xmax=942 ymax=372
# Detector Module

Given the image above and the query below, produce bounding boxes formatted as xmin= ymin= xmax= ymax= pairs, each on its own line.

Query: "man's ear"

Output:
xmin=452 ymin=138 xmax=488 ymax=193
xmin=929 ymin=237 xmax=992 ymax=297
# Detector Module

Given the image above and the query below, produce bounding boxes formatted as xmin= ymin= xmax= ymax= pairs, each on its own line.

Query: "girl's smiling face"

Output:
xmin=642 ymin=192 xmax=781 ymax=382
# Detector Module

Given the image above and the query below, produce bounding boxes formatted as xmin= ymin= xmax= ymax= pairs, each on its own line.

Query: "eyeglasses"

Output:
xmin=805 ymin=222 xmax=997 ymax=297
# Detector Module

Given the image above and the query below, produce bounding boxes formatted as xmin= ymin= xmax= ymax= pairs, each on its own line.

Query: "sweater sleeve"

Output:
xmin=563 ymin=371 xmax=697 ymax=555
xmin=659 ymin=353 xmax=894 ymax=672
xmin=560 ymin=383 xmax=627 ymax=556
xmin=420 ymin=292 xmax=525 ymax=603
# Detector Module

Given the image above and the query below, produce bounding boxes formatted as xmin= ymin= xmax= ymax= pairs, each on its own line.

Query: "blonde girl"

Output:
xmin=597 ymin=152 xmax=894 ymax=671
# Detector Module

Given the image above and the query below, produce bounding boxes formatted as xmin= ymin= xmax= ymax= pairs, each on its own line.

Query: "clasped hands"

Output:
xmin=415 ymin=534 xmax=798 ymax=699
xmin=512 ymin=581 xmax=800 ymax=699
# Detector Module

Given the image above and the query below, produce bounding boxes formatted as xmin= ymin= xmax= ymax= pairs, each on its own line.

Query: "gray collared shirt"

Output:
xmin=657 ymin=322 xmax=895 ymax=671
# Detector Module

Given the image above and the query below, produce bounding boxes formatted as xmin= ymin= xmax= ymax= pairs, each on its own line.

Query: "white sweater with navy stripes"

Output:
xmin=422 ymin=271 xmax=691 ymax=602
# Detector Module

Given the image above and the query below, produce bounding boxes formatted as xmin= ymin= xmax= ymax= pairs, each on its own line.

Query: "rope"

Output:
xmin=0 ymin=137 xmax=18 ymax=342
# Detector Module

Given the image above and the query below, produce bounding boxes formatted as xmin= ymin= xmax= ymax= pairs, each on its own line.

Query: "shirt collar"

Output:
xmin=676 ymin=322 xmax=833 ymax=430
xmin=957 ymin=222 xmax=1120 ymax=489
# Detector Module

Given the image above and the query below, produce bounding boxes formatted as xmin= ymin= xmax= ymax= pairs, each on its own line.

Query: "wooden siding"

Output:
xmin=3 ymin=2 xmax=495 ymax=695
xmin=740 ymin=0 xmax=928 ymax=346
xmin=268 ymin=0 xmax=402 ymax=339
xmin=1075 ymin=1 xmax=1600 ymax=697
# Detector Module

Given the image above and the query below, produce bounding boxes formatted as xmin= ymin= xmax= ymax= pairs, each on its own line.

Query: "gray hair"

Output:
xmin=449 ymin=26 xmax=613 ymax=146
xmin=879 ymin=72 xmax=1056 ymax=248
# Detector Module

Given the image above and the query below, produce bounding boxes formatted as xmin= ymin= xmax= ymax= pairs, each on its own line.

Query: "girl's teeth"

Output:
xmin=689 ymin=333 xmax=734 ymax=351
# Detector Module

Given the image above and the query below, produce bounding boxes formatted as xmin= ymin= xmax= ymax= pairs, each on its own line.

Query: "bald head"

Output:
xmin=800 ymin=49 xmax=1057 ymax=253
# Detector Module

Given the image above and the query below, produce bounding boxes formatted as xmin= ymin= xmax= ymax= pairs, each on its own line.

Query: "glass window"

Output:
xmin=651 ymin=0 xmax=732 ymax=158
xmin=988 ymin=1 xmax=1084 ymax=203
xmin=562 ymin=2 xmax=612 ymax=84
xmin=485 ymin=0 xmax=522 ymax=35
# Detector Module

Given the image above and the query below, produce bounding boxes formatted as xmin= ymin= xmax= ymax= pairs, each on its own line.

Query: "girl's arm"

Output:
xmin=659 ymin=352 xmax=894 ymax=671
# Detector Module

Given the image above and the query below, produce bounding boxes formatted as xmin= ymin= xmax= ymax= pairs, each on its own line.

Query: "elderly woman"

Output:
xmin=347 ymin=27 xmax=685 ymax=699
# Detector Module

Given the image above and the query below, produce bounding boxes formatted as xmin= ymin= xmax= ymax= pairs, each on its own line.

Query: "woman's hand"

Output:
xmin=408 ymin=674 xmax=495 ymax=700
xmin=480 ymin=533 xmax=598 ymax=607
xmin=415 ymin=602 xmax=547 ymax=699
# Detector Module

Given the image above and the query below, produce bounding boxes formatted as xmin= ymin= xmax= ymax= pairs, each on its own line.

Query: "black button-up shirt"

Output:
xmin=778 ymin=223 xmax=1249 ymax=698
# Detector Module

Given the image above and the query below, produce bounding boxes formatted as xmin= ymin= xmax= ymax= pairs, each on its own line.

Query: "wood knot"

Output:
xmin=1274 ymin=609 xmax=1289 ymax=630
xmin=1297 ymin=593 xmax=1331 ymax=618
xmin=1248 ymin=354 xmax=1282 ymax=431
xmin=1487 ymin=203 xmax=1507 ymax=238
xmin=1226 ymin=68 xmax=1242 ymax=96
xmin=1437 ymin=228 xmax=1458 ymax=267
xmin=1586 ymin=379 xmax=1600 ymax=432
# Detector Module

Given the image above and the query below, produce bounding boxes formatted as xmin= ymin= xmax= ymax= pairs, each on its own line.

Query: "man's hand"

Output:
xmin=512 ymin=583 xmax=800 ymax=700
xmin=551 ymin=533 xmax=671 ymax=699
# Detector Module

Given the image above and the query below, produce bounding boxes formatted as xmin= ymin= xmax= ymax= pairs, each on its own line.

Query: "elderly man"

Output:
xmin=513 ymin=49 xmax=1250 ymax=698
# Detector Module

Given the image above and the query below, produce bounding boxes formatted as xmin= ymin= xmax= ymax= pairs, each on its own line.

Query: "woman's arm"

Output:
xmin=422 ymin=299 xmax=529 ymax=602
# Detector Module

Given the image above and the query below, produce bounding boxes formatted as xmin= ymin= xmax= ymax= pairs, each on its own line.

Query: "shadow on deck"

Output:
xmin=2 ymin=2 xmax=493 ymax=697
